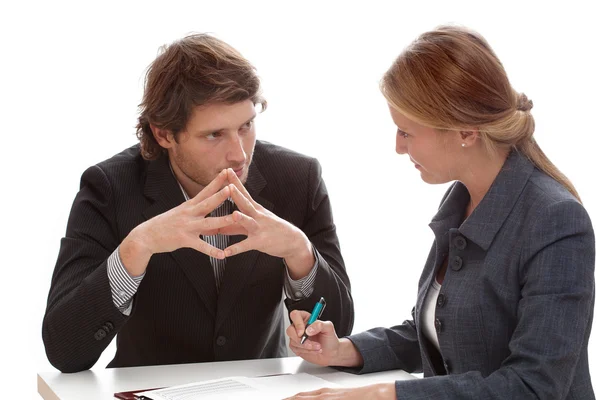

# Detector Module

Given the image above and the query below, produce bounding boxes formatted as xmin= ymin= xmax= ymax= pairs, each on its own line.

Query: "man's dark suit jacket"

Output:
xmin=42 ymin=140 xmax=354 ymax=373
xmin=346 ymin=150 xmax=595 ymax=399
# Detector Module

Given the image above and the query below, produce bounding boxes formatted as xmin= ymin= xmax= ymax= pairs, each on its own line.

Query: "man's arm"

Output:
xmin=42 ymin=165 xmax=130 ymax=373
xmin=42 ymin=166 xmax=233 ymax=372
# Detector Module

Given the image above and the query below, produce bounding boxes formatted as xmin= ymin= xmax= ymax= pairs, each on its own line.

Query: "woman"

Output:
xmin=285 ymin=26 xmax=595 ymax=399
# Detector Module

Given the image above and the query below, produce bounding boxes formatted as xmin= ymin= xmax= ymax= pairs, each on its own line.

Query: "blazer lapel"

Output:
xmin=142 ymin=154 xmax=218 ymax=317
xmin=215 ymin=162 xmax=275 ymax=331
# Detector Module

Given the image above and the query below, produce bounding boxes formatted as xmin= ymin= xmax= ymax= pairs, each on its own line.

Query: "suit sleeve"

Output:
xmin=390 ymin=200 xmax=595 ymax=399
xmin=284 ymin=159 xmax=354 ymax=337
xmin=42 ymin=165 xmax=129 ymax=373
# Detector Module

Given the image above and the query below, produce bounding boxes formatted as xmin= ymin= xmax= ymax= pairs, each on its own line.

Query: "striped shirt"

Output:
xmin=107 ymin=171 xmax=318 ymax=315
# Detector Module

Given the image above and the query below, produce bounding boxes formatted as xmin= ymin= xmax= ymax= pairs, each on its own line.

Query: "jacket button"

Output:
xmin=451 ymin=256 xmax=463 ymax=271
xmin=94 ymin=329 xmax=107 ymax=341
xmin=435 ymin=318 xmax=442 ymax=333
xmin=437 ymin=293 xmax=446 ymax=307
xmin=453 ymin=236 xmax=467 ymax=250
xmin=105 ymin=322 xmax=114 ymax=331
xmin=216 ymin=336 xmax=227 ymax=346
xmin=444 ymin=359 xmax=452 ymax=373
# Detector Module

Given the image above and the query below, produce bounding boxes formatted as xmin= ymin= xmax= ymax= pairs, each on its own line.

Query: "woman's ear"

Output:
xmin=459 ymin=129 xmax=480 ymax=148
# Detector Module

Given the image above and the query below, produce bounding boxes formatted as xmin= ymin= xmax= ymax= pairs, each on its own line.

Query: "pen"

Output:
xmin=300 ymin=297 xmax=326 ymax=344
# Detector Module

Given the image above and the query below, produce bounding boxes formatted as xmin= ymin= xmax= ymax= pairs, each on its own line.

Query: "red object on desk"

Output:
xmin=113 ymin=387 xmax=163 ymax=399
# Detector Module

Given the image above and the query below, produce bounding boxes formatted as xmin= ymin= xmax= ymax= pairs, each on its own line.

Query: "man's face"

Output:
xmin=167 ymin=100 xmax=257 ymax=194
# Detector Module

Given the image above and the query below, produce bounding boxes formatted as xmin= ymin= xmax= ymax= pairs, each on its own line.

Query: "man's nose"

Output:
xmin=227 ymin=134 xmax=247 ymax=164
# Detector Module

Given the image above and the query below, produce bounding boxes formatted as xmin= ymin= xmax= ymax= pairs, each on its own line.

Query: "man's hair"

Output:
xmin=136 ymin=33 xmax=267 ymax=160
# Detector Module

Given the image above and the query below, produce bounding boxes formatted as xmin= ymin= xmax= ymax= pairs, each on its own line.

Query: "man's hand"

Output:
xmin=221 ymin=169 xmax=315 ymax=279
xmin=120 ymin=169 xmax=236 ymax=276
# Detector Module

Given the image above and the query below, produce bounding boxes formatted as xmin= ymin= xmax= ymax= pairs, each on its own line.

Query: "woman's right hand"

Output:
xmin=287 ymin=310 xmax=363 ymax=368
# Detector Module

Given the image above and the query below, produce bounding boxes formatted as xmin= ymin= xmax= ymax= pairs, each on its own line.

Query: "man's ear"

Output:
xmin=151 ymin=124 xmax=175 ymax=149
xmin=459 ymin=129 xmax=480 ymax=148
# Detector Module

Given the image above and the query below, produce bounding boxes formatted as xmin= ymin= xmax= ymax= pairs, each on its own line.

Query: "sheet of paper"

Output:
xmin=137 ymin=373 xmax=336 ymax=400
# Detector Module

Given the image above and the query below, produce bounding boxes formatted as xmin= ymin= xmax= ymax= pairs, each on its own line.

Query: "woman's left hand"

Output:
xmin=283 ymin=383 xmax=396 ymax=399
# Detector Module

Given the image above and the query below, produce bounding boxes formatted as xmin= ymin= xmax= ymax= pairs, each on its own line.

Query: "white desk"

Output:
xmin=38 ymin=356 xmax=416 ymax=399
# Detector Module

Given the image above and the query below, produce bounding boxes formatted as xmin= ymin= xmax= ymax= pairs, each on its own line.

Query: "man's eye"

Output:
xmin=207 ymin=132 xmax=222 ymax=140
xmin=241 ymin=121 xmax=253 ymax=130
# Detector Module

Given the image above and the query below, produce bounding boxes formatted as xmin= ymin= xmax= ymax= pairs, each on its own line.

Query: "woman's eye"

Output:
xmin=397 ymin=129 xmax=409 ymax=139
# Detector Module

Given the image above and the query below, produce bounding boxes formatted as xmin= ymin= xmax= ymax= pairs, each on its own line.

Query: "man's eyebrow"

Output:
xmin=195 ymin=113 xmax=257 ymax=135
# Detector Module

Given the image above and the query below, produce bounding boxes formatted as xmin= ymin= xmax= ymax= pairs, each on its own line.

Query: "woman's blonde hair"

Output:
xmin=381 ymin=25 xmax=580 ymax=201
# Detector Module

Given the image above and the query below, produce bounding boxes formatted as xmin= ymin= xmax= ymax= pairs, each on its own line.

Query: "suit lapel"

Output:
xmin=142 ymin=154 xmax=218 ymax=317
xmin=215 ymin=162 xmax=274 ymax=331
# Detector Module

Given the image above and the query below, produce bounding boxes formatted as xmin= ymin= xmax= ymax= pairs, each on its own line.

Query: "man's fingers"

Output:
xmin=195 ymin=215 xmax=235 ymax=232
xmin=226 ymin=168 xmax=255 ymax=202
xmin=229 ymin=185 xmax=258 ymax=216
xmin=231 ymin=210 xmax=259 ymax=231
xmin=190 ymin=239 xmax=225 ymax=259
xmin=217 ymin=225 xmax=248 ymax=236
xmin=224 ymin=238 xmax=256 ymax=257
xmin=194 ymin=186 xmax=230 ymax=216
xmin=191 ymin=169 xmax=228 ymax=204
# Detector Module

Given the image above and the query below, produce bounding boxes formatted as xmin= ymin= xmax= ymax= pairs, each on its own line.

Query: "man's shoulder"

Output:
xmin=82 ymin=144 xmax=149 ymax=191
xmin=253 ymin=140 xmax=317 ymax=169
xmin=95 ymin=144 xmax=145 ymax=172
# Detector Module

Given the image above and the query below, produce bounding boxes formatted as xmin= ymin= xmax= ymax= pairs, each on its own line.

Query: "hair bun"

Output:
xmin=517 ymin=93 xmax=533 ymax=112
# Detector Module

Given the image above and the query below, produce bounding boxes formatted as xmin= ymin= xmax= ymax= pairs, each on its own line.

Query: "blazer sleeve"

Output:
xmin=391 ymin=199 xmax=595 ymax=399
xmin=284 ymin=159 xmax=354 ymax=337
xmin=341 ymin=310 xmax=423 ymax=374
xmin=42 ymin=165 xmax=129 ymax=373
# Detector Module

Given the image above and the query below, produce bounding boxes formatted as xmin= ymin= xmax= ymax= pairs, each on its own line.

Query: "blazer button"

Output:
xmin=94 ymin=329 xmax=107 ymax=341
xmin=451 ymin=256 xmax=463 ymax=271
xmin=437 ymin=293 xmax=446 ymax=307
xmin=453 ymin=236 xmax=467 ymax=250
xmin=444 ymin=359 xmax=452 ymax=373
xmin=434 ymin=318 xmax=442 ymax=333
xmin=216 ymin=336 xmax=227 ymax=346
xmin=105 ymin=322 xmax=114 ymax=331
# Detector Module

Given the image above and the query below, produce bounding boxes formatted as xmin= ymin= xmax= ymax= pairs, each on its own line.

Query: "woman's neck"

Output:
xmin=460 ymin=147 xmax=510 ymax=218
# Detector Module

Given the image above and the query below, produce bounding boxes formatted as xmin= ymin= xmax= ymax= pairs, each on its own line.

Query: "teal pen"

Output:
xmin=300 ymin=297 xmax=326 ymax=344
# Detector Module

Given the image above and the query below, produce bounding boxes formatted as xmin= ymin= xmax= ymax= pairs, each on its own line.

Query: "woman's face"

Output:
xmin=389 ymin=105 xmax=463 ymax=185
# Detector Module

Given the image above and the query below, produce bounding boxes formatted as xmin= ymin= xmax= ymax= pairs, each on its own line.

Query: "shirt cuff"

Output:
xmin=283 ymin=248 xmax=318 ymax=300
xmin=107 ymin=246 xmax=145 ymax=316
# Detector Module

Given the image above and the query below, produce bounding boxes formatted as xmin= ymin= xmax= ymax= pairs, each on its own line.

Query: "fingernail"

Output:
xmin=297 ymin=330 xmax=303 ymax=337
xmin=306 ymin=327 xmax=313 ymax=334
xmin=225 ymin=249 xmax=232 ymax=257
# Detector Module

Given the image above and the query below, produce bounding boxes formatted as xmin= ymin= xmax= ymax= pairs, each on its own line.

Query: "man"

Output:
xmin=42 ymin=34 xmax=354 ymax=373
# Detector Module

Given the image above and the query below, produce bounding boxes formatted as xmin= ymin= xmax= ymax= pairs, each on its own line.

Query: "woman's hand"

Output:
xmin=287 ymin=310 xmax=363 ymax=368
xmin=284 ymin=383 xmax=396 ymax=399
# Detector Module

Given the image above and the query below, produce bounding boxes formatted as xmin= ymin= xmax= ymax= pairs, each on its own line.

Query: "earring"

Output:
xmin=461 ymin=143 xmax=466 ymax=148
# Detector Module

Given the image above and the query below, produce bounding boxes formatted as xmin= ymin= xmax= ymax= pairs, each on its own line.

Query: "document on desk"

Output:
xmin=136 ymin=373 xmax=337 ymax=400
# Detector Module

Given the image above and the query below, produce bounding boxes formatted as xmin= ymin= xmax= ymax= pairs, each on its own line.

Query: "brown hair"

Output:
xmin=136 ymin=33 xmax=267 ymax=160
xmin=381 ymin=25 xmax=580 ymax=201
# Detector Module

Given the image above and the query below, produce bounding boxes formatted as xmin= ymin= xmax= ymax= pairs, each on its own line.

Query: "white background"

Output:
xmin=1 ymin=0 xmax=599 ymax=397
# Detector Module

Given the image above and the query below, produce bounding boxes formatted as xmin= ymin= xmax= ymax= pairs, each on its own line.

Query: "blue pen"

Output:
xmin=300 ymin=297 xmax=326 ymax=344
